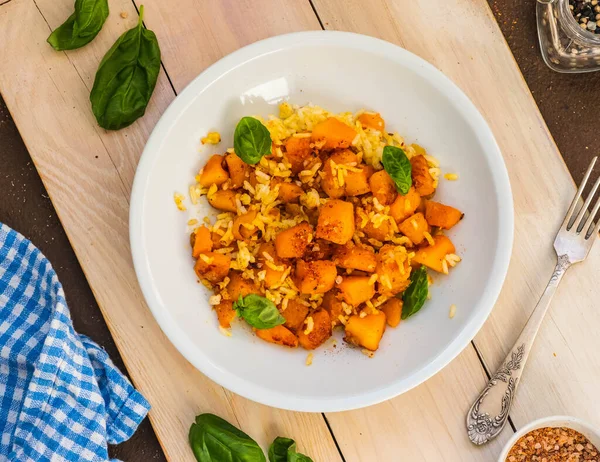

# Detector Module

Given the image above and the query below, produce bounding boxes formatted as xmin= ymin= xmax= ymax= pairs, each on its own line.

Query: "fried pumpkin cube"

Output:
xmin=192 ymin=225 xmax=212 ymax=258
xmin=227 ymin=271 xmax=259 ymax=300
xmin=297 ymin=310 xmax=332 ymax=350
xmin=311 ymin=118 xmax=357 ymax=151
xmin=344 ymin=311 xmax=387 ymax=351
xmin=412 ymin=235 xmax=456 ymax=273
xmin=208 ymin=190 xmax=238 ymax=213
xmin=295 ymin=260 xmax=337 ymax=294
xmin=345 ymin=165 xmax=374 ymax=197
xmin=256 ymin=325 xmax=298 ymax=348
xmin=332 ymin=243 xmax=377 ymax=272
xmin=380 ymin=298 xmax=403 ymax=327
xmin=389 ymin=187 xmax=421 ymax=224
xmin=369 ymin=170 xmax=397 ymax=206
xmin=284 ymin=135 xmax=313 ymax=174
xmin=316 ymin=199 xmax=355 ymax=245
xmin=425 ymin=201 xmax=464 ymax=230
xmin=275 ymin=222 xmax=312 ymax=259
xmin=277 ymin=182 xmax=304 ymax=204
xmin=215 ymin=300 xmax=236 ymax=328
xmin=282 ymin=299 xmax=309 ymax=332
xmin=321 ymin=150 xmax=357 ymax=199
xmin=337 ymin=276 xmax=375 ymax=306
xmin=410 ymin=155 xmax=436 ymax=196
xmin=376 ymin=245 xmax=411 ymax=296
xmin=224 ymin=153 xmax=248 ymax=189
xmin=357 ymin=112 xmax=385 ymax=132
xmin=322 ymin=290 xmax=346 ymax=327
xmin=194 ymin=252 xmax=231 ymax=283
xmin=398 ymin=213 xmax=430 ymax=245
xmin=199 ymin=155 xmax=229 ymax=187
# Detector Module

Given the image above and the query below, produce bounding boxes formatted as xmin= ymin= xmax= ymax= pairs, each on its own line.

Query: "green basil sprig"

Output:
xmin=401 ymin=266 xmax=429 ymax=320
xmin=47 ymin=0 xmax=109 ymax=51
xmin=90 ymin=5 xmax=161 ymax=130
xmin=269 ymin=437 xmax=314 ymax=462
xmin=233 ymin=117 xmax=272 ymax=165
xmin=233 ymin=294 xmax=285 ymax=329
xmin=382 ymin=145 xmax=412 ymax=195
xmin=189 ymin=414 xmax=266 ymax=462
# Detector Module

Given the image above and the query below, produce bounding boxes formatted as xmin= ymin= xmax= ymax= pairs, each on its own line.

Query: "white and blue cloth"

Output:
xmin=0 ymin=223 xmax=150 ymax=461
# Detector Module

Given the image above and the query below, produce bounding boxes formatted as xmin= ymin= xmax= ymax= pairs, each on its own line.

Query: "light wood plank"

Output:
xmin=0 ymin=1 xmax=341 ymax=460
xmin=313 ymin=0 xmax=600 ymax=442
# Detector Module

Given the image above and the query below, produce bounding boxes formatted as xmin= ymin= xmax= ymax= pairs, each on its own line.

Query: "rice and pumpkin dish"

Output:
xmin=181 ymin=103 xmax=463 ymax=355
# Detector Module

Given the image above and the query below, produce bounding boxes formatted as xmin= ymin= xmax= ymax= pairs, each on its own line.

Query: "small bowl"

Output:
xmin=498 ymin=416 xmax=600 ymax=462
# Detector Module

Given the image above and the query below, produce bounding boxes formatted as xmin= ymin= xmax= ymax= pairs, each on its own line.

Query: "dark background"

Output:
xmin=1 ymin=1 xmax=599 ymax=460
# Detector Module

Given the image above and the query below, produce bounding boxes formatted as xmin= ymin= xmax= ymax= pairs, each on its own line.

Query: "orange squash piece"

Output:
xmin=380 ymin=298 xmax=403 ymax=327
xmin=344 ymin=311 xmax=387 ymax=351
xmin=227 ymin=271 xmax=259 ymax=300
xmin=311 ymin=118 xmax=357 ymax=151
xmin=337 ymin=276 xmax=375 ymax=306
xmin=316 ymin=199 xmax=355 ymax=245
xmin=256 ymin=325 xmax=298 ymax=348
xmin=194 ymin=252 xmax=231 ymax=283
xmin=277 ymin=182 xmax=304 ymax=203
xmin=275 ymin=222 xmax=312 ymax=259
xmin=410 ymin=155 xmax=435 ymax=196
xmin=199 ymin=155 xmax=229 ymax=187
xmin=412 ymin=235 xmax=456 ymax=273
xmin=398 ymin=213 xmax=430 ymax=245
xmin=215 ymin=300 xmax=236 ymax=328
xmin=282 ymin=299 xmax=309 ymax=332
xmin=257 ymin=242 xmax=287 ymax=288
xmin=192 ymin=225 xmax=212 ymax=258
xmin=297 ymin=310 xmax=333 ymax=350
xmin=345 ymin=165 xmax=374 ymax=197
xmin=322 ymin=290 xmax=346 ymax=327
xmin=425 ymin=201 xmax=464 ymax=230
xmin=358 ymin=213 xmax=392 ymax=242
xmin=284 ymin=135 xmax=313 ymax=174
xmin=208 ymin=190 xmax=237 ymax=213
xmin=369 ymin=170 xmax=397 ymax=206
xmin=333 ymin=243 xmax=377 ymax=272
xmin=295 ymin=260 xmax=337 ymax=294
xmin=357 ymin=112 xmax=385 ymax=132
xmin=389 ymin=187 xmax=421 ymax=224
xmin=232 ymin=211 xmax=258 ymax=240
xmin=224 ymin=153 xmax=248 ymax=189
xmin=376 ymin=244 xmax=411 ymax=296
xmin=321 ymin=150 xmax=357 ymax=199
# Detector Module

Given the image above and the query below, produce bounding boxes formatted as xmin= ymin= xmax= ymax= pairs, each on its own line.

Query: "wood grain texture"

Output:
xmin=313 ymin=0 xmax=600 ymax=437
xmin=0 ymin=1 xmax=341 ymax=461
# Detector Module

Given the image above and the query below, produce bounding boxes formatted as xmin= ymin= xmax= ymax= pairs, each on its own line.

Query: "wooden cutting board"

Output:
xmin=1 ymin=0 xmax=599 ymax=460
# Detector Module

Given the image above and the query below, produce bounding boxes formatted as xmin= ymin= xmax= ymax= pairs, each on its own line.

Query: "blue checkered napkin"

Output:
xmin=0 ymin=223 xmax=150 ymax=462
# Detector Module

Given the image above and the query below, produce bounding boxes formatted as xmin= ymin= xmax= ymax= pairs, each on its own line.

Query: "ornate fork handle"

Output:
xmin=466 ymin=255 xmax=571 ymax=445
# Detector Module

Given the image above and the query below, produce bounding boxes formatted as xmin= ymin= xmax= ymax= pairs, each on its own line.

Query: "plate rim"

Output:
xmin=129 ymin=30 xmax=514 ymax=412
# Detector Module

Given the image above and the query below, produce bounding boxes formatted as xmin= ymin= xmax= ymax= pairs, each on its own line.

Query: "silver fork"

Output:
xmin=466 ymin=157 xmax=600 ymax=445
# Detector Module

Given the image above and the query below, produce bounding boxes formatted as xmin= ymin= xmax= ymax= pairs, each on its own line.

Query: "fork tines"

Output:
xmin=563 ymin=156 xmax=600 ymax=240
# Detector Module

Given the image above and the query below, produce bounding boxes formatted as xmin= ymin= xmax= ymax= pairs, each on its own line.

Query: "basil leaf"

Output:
xmin=47 ymin=0 xmax=109 ymax=51
xmin=382 ymin=145 xmax=412 ymax=195
xmin=90 ymin=5 xmax=161 ymax=130
xmin=233 ymin=117 xmax=272 ymax=165
xmin=189 ymin=413 xmax=266 ymax=462
xmin=268 ymin=437 xmax=313 ymax=462
xmin=401 ymin=266 xmax=429 ymax=319
xmin=233 ymin=294 xmax=285 ymax=329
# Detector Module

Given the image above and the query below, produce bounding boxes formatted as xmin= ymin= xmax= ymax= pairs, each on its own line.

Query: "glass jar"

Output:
xmin=537 ymin=0 xmax=600 ymax=72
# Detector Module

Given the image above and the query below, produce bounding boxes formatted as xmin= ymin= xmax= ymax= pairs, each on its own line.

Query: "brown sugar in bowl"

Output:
xmin=498 ymin=416 xmax=600 ymax=462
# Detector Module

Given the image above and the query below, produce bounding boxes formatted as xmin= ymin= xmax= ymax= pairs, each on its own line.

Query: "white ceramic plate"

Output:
xmin=130 ymin=31 xmax=513 ymax=412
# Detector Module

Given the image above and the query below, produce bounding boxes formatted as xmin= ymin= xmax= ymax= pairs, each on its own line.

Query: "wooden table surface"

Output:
xmin=1 ymin=0 xmax=600 ymax=461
